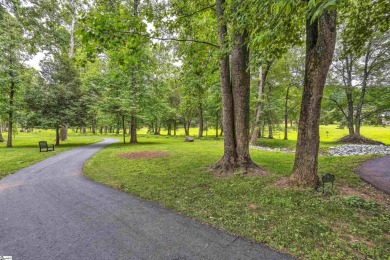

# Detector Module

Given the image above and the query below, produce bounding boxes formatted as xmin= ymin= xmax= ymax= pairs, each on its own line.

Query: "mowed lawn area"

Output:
xmin=0 ymin=130 xmax=103 ymax=179
xmin=84 ymin=125 xmax=390 ymax=259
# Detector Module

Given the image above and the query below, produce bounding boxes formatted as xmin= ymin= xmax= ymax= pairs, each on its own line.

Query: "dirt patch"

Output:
xmin=271 ymin=176 xmax=307 ymax=190
xmin=339 ymin=184 xmax=390 ymax=210
xmin=212 ymin=167 xmax=268 ymax=179
xmin=247 ymin=203 xmax=258 ymax=210
xmin=116 ymin=151 xmax=170 ymax=160
xmin=338 ymin=134 xmax=384 ymax=145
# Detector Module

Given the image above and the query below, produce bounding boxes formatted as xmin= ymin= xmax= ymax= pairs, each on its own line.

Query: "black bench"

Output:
xmin=39 ymin=141 xmax=54 ymax=152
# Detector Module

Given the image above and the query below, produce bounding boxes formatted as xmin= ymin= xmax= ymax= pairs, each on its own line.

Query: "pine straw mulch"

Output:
xmin=116 ymin=151 xmax=171 ymax=160
xmin=338 ymin=134 xmax=385 ymax=145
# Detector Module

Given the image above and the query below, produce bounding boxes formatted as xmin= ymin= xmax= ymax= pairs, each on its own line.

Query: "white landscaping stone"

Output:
xmin=250 ymin=144 xmax=390 ymax=157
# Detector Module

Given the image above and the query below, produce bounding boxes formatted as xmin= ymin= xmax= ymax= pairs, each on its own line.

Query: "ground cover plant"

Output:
xmin=84 ymin=130 xmax=390 ymax=259
xmin=0 ymin=130 xmax=103 ymax=179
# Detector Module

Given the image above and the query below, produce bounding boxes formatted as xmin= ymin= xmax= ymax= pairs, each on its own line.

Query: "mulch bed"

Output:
xmin=338 ymin=134 xmax=384 ymax=145
xmin=116 ymin=151 xmax=171 ymax=160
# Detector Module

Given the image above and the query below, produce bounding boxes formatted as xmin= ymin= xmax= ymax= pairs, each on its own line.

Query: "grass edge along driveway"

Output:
xmin=84 ymin=136 xmax=390 ymax=260
xmin=0 ymin=131 xmax=104 ymax=180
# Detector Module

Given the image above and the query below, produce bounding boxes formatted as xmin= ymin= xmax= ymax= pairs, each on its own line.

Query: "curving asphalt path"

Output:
xmin=0 ymin=139 xmax=293 ymax=260
xmin=357 ymin=154 xmax=390 ymax=195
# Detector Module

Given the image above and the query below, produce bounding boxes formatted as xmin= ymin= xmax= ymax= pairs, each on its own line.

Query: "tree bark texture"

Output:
xmin=212 ymin=0 xmax=260 ymax=174
xmin=231 ymin=30 xmax=255 ymax=166
xmin=130 ymin=115 xmax=138 ymax=143
xmin=60 ymin=125 xmax=68 ymax=141
xmin=291 ymin=9 xmax=337 ymax=188
xmin=212 ymin=0 xmax=237 ymax=172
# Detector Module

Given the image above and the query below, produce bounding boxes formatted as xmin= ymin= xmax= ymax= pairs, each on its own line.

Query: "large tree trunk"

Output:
xmin=231 ymin=30 xmax=257 ymax=168
xmin=130 ymin=115 xmax=138 ymax=144
xmin=212 ymin=0 xmax=261 ymax=174
xmin=291 ymin=8 xmax=337 ymax=188
xmin=128 ymin=1 xmax=140 ymax=144
xmin=60 ymin=125 xmax=68 ymax=141
xmin=212 ymin=0 xmax=238 ymax=172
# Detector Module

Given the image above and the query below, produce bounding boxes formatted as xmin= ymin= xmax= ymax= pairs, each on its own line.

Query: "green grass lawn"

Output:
xmin=0 ymin=129 xmax=103 ymax=179
xmin=141 ymin=124 xmax=390 ymax=147
xmin=84 ymin=134 xmax=390 ymax=259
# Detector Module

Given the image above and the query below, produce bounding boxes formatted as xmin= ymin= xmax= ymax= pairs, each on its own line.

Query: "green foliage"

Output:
xmin=25 ymin=54 xmax=84 ymax=129
xmin=342 ymin=196 xmax=380 ymax=211
xmin=78 ymin=1 xmax=149 ymax=65
xmin=340 ymin=0 xmax=389 ymax=56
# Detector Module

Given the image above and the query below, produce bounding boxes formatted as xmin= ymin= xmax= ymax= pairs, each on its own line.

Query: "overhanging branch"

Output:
xmin=177 ymin=4 xmax=216 ymax=19
xmin=327 ymin=98 xmax=348 ymax=120
xmin=120 ymin=31 xmax=219 ymax=48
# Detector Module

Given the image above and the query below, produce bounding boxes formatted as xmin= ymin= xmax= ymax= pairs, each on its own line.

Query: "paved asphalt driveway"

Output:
xmin=357 ymin=154 xmax=390 ymax=195
xmin=0 ymin=139 xmax=293 ymax=260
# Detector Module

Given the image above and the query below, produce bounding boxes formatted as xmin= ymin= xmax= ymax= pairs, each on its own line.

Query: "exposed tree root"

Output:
xmin=210 ymin=158 xmax=268 ymax=178
xmin=289 ymin=174 xmax=319 ymax=190
xmin=338 ymin=134 xmax=384 ymax=145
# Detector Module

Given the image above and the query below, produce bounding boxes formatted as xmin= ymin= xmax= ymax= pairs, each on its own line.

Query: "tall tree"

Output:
xmin=291 ymin=3 xmax=337 ymax=188
xmin=250 ymin=61 xmax=273 ymax=143
xmin=79 ymin=0 xmax=152 ymax=144
xmin=211 ymin=0 xmax=262 ymax=173
xmin=26 ymin=54 xmax=83 ymax=145
xmin=0 ymin=7 xmax=27 ymax=148
xmin=328 ymin=0 xmax=390 ymax=140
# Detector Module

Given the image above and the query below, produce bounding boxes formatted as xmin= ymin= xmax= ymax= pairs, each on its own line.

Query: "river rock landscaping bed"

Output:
xmin=250 ymin=145 xmax=295 ymax=154
xmin=328 ymin=144 xmax=390 ymax=156
xmin=250 ymin=144 xmax=390 ymax=156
